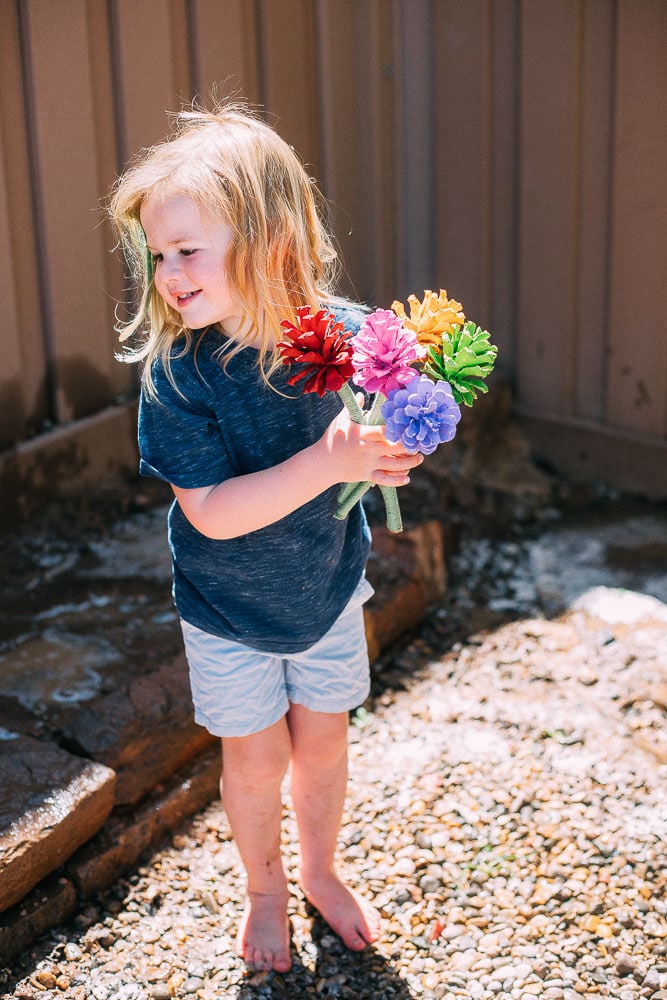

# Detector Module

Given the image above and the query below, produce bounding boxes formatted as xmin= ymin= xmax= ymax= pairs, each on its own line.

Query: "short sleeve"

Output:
xmin=138 ymin=360 xmax=234 ymax=489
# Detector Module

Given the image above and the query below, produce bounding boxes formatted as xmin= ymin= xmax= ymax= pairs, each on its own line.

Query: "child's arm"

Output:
xmin=172 ymin=406 xmax=423 ymax=540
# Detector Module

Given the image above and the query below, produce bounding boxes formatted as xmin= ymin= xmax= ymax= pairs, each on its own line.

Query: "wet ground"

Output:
xmin=1 ymin=475 xmax=666 ymax=739
xmin=0 ymin=482 xmax=179 ymax=733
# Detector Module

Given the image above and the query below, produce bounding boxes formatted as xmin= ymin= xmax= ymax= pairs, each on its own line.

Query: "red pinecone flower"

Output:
xmin=278 ymin=307 xmax=354 ymax=397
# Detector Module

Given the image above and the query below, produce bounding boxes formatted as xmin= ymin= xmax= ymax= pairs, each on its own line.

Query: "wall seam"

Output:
xmin=510 ymin=0 xmax=522 ymax=393
xmin=568 ymin=0 xmax=585 ymax=420
xmin=16 ymin=0 xmax=59 ymax=424
xmin=106 ymin=0 xmax=127 ymax=174
xmin=601 ymin=0 xmax=618 ymax=427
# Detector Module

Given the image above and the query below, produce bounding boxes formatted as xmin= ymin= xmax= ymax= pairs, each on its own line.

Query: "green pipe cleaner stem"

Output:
xmin=334 ymin=480 xmax=372 ymax=520
xmin=337 ymin=381 xmax=365 ymax=423
xmin=367 ymin=391 xmax=386 ymax=424
xmin=379 ymin=485 xmax=403 ymax=533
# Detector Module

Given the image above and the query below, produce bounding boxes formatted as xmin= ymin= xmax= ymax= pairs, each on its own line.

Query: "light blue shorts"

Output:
xmin=180 ymin=576 xmax=374 ymax=738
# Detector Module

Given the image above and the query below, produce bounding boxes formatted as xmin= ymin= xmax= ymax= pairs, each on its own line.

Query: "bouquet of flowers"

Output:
xmin=278 ymin=290 xmax=497 ymax=532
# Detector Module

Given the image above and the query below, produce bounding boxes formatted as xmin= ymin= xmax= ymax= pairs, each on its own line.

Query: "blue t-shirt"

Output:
xmin=138 ymin=304 xmax=371 ymax=653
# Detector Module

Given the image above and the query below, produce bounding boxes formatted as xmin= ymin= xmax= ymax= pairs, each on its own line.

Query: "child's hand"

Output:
xmin=318 ymin=407 xmax=423 ymax=487
xmin=172 ymin=406 xmax=423 ymax=540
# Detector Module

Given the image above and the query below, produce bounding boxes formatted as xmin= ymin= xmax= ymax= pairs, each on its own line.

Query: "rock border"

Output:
xmin=0 ymin=522 xmax=446 ymax=965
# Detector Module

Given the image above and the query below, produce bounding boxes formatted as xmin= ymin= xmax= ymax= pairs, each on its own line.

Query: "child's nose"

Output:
xmin=161 ymin=256 xmax=182 ymax=282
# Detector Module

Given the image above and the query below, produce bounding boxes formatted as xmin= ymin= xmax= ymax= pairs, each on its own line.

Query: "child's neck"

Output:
xmin=215 ymin=320 xmax=274 ymax=351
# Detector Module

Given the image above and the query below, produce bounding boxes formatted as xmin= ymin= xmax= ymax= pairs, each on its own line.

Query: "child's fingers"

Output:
xmin=371 ymin=467 xmax=412 ymax=487
xmin=358 ymin=425 xmax=419 ymax=458
xmin=373 ymin=454 xmax=423 ymax=486
xmin=357 ymin=425 xmax=409 ymax=453
xmin=323 ymin=410 xmax=423 ymax=484
xmin=377 ymin=452 xmax=424 ymax=472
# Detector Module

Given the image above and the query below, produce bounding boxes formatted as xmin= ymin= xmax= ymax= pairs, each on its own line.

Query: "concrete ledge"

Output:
xmin=0 ymin=402 xmax=139 ymax=528
xmin=515 ymin=407 xmax=667 ymax=500
xmin=0 ymin=745 xmax=221 ymax=964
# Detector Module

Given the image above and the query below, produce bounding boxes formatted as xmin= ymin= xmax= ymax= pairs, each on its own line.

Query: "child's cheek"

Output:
xmin=154 ymin=274 xmax=168 ymax=303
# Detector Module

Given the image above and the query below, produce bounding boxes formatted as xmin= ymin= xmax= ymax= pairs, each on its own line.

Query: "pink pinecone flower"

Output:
xmin=351 ymin=308 xmax=425 ymax=396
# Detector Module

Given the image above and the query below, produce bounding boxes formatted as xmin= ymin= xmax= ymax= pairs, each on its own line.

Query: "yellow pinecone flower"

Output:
xmin=391 ymin=289 xmax=465 ymax=346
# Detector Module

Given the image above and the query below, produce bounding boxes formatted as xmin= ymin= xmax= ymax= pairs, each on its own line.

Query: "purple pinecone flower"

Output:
xmin=382 ymin=375 xmax=461 ymax=455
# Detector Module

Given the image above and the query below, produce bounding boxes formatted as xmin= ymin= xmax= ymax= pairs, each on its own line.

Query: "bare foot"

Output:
xmin=237 ymin=890 xmax=292 ymax=973
xmin=301 ymin=871 xmax=381 ymax=951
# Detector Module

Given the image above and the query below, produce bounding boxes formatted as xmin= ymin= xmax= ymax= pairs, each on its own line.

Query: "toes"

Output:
xmin=236 ymin=893 xmax=292 ymax=973
xmin=247 ymin=947 xmax=268 ymax=972
xmin=273 ymin=951 xmax=292 ymax=973
xmin=241 ymin=941 xmax=292 ymax=974
xmin=302 ymin=877 xmax=381 ymax=952
xmin=341 ymin=928 xmax=368 ymax=951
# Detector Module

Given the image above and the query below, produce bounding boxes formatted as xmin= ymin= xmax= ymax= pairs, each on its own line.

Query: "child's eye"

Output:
xmin=180 ymin=248 xmax=197 ymax=257
xmin=150 ymin=252 xmax=163 ymax=264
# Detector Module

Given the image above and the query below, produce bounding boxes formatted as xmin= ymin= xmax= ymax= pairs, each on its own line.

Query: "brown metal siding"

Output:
xmin=0 ymin=0 xmax=47 ymax=441
xmin=607 ymin=0 xmax=666 ymax=438
xmin=0 ymin=0 xmax=665 ymax=492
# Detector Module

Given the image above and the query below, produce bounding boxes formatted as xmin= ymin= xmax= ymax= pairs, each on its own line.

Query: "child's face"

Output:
xmin=140 ymin=194 xmax=242 ymax=336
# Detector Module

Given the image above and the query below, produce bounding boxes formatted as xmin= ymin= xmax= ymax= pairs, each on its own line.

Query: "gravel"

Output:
xmin=3 ymin=494 xmax=667 ymax=999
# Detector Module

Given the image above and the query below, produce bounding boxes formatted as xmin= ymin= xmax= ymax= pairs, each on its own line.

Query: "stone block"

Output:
xmin=62 ymin=654 xmax=217 ymax=806
xmin=0 ymin=734 xmax=115 ymax=913
xmin=0 ymin=875 xmax=76 ymax=966
xmin=67 ymin=744 xmax=221 ymax=897
xmin=365 ymin=521 xmax=445 ymax=663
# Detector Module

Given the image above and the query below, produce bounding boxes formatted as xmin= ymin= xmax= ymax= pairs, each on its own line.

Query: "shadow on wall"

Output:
xmin=0 ymin=355 xmax=140 ymax=530
xmin=0 ymin=379 xmax=30 ymax=451
xmin=1 ymin=354 xmax=127 ymax=448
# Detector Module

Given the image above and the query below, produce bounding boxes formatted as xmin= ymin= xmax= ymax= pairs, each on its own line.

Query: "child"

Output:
xmin=109 ymin=102 xmax=422 ymax=973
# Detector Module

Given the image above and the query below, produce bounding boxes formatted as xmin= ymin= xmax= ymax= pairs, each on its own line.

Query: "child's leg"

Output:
xmin=220 ymin=718 xmax=292 ymax=972
xmin=287 ymin=702 xmax=380 ymax=950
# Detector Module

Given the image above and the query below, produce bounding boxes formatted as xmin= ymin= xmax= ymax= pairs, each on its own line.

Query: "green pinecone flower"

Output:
xmin=422 ymin=322 xmax=498 ymax=407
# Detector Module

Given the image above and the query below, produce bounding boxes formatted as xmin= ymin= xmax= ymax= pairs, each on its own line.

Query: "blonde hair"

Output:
xmin=108 ymin=101 xmax=340 ymax=396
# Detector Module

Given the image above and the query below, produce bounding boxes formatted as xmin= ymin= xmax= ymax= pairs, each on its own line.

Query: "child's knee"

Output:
xmin=222 ymin=725 xmax=291 ymax=791
xmin=223 ymin=754 xmax=288 ymax=796
xmin=289 ymin=707 xmax=349 ymax=769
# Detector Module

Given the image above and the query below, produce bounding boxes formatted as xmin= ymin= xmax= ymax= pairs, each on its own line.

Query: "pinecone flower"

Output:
xmin=422 ymin=321 xmax=498 ymax=407
xmin=351 ymin=308 xmax=425 ymax=396
xmin=391 ymin=289 xmax=465 ymax=347
xmin=278 ymin=306 xmax=354 ymax=397
xmin=382 ymin=375 xmax=461 ymax=455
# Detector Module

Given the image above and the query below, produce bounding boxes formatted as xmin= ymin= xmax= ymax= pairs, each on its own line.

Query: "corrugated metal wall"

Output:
xmin=1 ymin=0 xmax=665 ymax=492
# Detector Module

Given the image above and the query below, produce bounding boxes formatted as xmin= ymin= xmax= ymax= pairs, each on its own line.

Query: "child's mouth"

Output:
xmin=177 ymin=290 xmax=200 ymax=306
